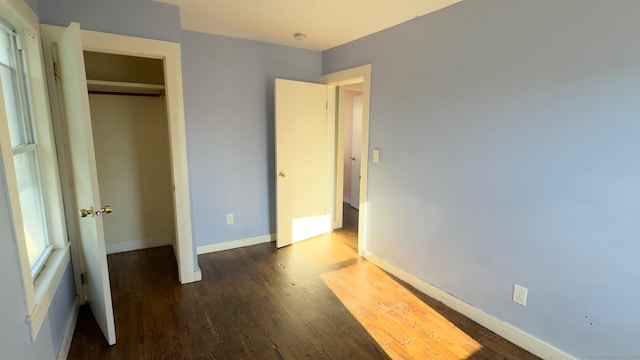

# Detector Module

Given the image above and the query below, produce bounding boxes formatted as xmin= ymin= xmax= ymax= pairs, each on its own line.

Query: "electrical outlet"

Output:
xmin=513 ymin=284 xmax=528 ymax=306
xmin=226 ymin=214 xmax=234 ymax=225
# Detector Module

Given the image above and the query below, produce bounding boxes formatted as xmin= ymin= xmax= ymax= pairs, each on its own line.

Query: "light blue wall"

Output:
xmin=181 ymin=31 xmax=322 ymax=247
xmin=38 ymin=0 xmax=180 ymax=42
xmin=323 ymin=0 xmax=640 ymax=357
xmin=0 ymin=162 xmax=76 ymax=359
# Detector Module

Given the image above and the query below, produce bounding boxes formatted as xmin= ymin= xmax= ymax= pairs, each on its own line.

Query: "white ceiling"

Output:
xmin=155 ymin=0 xmax=462 ymax=51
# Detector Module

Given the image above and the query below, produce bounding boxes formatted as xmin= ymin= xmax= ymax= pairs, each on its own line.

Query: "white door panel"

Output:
xmin=58 ymin=22 xmax=116 ymax=345
xmin=275 ymin=79 xmax=330 ymax=248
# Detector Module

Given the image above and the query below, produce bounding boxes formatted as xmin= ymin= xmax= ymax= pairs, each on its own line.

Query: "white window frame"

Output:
xmin=0 ymin=0 xmax=70 ymax=340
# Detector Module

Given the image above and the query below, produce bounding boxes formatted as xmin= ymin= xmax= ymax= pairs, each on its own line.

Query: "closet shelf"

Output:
xmin=86 ymin=79 xmax=165 ymax=95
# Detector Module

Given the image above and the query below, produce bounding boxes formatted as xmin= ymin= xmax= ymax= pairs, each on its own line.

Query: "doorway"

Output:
xmin=274 ymin=65 xmax=371 ymax=256
xmin=84 ymin=51 xmax=176 ymax=256
xmin=341 ymin=84 xmax=364 ymax=210
xmin=324 ymin=65 xmax=371 ymax=257
xmin=40 ymin=24 xmax=199 ymax=344
xmin=337 ymin=83 xmax=363 ymax=251
xmin=40 ymin=24 xmax=197 ymax=286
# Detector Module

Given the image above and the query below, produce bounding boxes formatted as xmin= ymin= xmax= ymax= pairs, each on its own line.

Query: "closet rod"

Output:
xmin=88 ymin=90 xmax=162 ymax=98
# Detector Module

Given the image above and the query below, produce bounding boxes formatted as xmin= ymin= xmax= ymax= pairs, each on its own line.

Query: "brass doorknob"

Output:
xmin=79 ymin=207 xmax=94 ymax=218
xmin=278 ymin=172 xmax=286 ymax=178
xmin=101 ymin=205 xmax=113 ymax=214
xmin=349 ymin=157 xmax=357 ymax=161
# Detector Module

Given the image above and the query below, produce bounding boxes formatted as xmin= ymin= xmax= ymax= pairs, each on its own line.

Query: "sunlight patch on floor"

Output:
xmin=294 ymin=235 xmax=484 ymax=359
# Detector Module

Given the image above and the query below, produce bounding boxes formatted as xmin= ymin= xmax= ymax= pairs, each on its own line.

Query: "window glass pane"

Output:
xmin=13 ymin=150 xmax=50 ymax=271
xmin=1 ymin=64 xmax=28 ymax=147
xmin=1 ymin=20 xmax=53 ymax=277
xmin=0 ymin=30 xmax=11 ymax=66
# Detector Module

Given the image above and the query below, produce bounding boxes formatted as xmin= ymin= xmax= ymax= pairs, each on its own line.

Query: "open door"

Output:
xmin=275 ymin=79 xmax=331 ymax=248
xmin=57 ymin=22 xmax=116 ymax=345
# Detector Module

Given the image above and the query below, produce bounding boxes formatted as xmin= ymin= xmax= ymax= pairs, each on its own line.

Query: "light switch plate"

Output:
xmin=372 ymin=148 xmax=380 ymax=163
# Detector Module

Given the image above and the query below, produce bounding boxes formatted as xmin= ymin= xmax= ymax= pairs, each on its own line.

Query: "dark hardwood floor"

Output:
xmin=68 ymin=206 xmax=539 ymax=359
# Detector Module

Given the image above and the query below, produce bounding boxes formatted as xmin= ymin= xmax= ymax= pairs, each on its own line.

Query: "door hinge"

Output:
xmin=53 ymin=62 xmax=59 ymax=80
xmin=81 ymin=272 xmax=87 ymax=284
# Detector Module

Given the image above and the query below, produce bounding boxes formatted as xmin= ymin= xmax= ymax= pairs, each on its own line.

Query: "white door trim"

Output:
xmin=323 ymin=64 xmax=372 ymax=256
xmin=40 ymin=25 xmax=198 ymax=284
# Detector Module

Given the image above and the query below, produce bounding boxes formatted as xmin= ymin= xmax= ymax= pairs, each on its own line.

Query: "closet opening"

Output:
xmin=83 ymin=51 xmax=177 ymax=259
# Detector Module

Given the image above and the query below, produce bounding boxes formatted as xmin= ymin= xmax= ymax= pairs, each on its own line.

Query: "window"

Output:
xmin=0 ymin=0 xmax=70 ymax=341
xmin=0 ymin=20 xmax=52 ymax=277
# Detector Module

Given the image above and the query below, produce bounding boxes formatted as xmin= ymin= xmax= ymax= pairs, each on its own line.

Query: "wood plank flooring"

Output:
xmin=68 ymin=206 xmax=539 ymax=359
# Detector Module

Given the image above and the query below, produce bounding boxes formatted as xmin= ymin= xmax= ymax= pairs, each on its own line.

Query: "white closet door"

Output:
xmin=58 ymin=22 xmax=116 ymax=346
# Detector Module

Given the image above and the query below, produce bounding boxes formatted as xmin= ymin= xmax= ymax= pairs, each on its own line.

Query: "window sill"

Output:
xmin=26 ymin=243 xmax=71 ymax=341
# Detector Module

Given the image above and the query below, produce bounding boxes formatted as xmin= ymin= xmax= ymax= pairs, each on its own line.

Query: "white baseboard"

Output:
xmin=343 ymin=196 xmax=351 ymax=203
xmin=363 ymin=251 xmax=575 ymax=360
xmin=197 ymin=234 xmax=274 ymax=255
xmin=106 ymin=236 xmax=172 ymax=254
xmin=56 ymin=296 xmax=81 ymax=360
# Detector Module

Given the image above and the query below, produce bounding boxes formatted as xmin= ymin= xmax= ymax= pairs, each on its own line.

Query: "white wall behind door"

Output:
xmin=90 ymin=94 xmax=175 ymax=253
